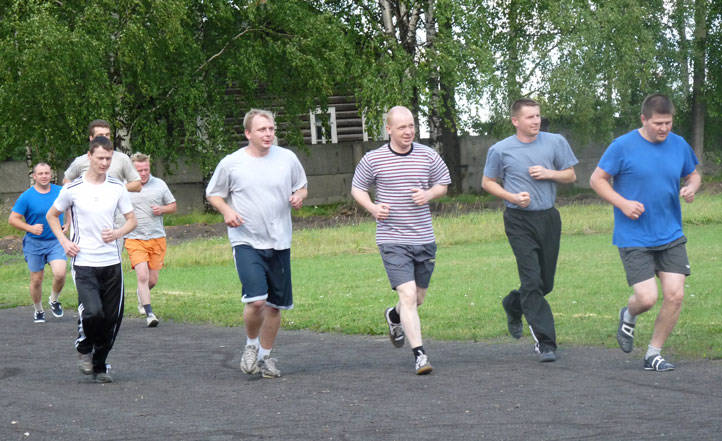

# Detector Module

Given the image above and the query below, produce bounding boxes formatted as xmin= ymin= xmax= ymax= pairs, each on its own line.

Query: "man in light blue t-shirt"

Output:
xmin=590 ymin=93 xmax=701 ymax=372
xmin=206 ymin=108 xmax=308 ymax=379
xmin=8 ymin=163 xmax=68 ymax=323
xmin=482 ymin=98 xmax=578 ymax=363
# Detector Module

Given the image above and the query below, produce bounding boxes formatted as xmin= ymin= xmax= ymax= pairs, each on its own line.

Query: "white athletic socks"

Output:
xmin=246 ymin=337 xmax=260 ymax=348
xmin=50 ymin=291 xmax=60 ymax=303
xmin=33 ymin=302 xmax=43 ymax=312
xmin=646 ymin=345 xmax=661 ymax=359
xmin=258 ymin=346 xmax=271 ymax=360
xmin=623 ymin=308 xmax=637 ymax=324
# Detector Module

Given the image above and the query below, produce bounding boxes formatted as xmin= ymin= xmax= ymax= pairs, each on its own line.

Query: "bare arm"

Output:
xmin=47 ymin=206 xmax=79 ymax=256
xmin=289 ymin=187 xmax=308 ymax=210
xmin=589 ymin=166 xmax=645 ymax=219
xmin=151 ymin=201 xmax=177 ymax=216
xmin=528 ymin=166 xmax=576 ymax=184
xmin=481 ymin=176 xmax=530 ymax=208
xmin=410 ymin=184 xmax=448 ymax=206
xmin=351 ymin=187 xmax=390 ymax=220
xmin=8 ymin=212 xmax=43 ymax=236
xmin=126 ymin=180 xmax=142 ymax=192
xmin=207 ymin=195 xmax=244 ymax=227
xmin=680 ymin=169 xmax=701 ymax=203
xmin=101 ymin=211 xmax=137 ymax=242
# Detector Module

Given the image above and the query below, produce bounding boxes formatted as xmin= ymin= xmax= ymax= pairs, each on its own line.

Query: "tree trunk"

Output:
xmin=691 ymin=0 xmax=707 ymax=164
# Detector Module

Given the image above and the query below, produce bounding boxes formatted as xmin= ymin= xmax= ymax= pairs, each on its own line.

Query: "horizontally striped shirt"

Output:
xmin=352 ymin=142 xmax=451 ymax=245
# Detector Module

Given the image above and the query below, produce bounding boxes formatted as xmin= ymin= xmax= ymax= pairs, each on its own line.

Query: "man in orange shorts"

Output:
xmin=125 ymin=153 xmax=177 ymax=327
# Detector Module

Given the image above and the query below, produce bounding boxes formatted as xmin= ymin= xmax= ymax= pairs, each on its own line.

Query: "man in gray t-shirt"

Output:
xmin=125 ymin=153 xmax=177 ymax=327
xmin=206 ymin=109 xmax=307 ymax=379
xmin=482 ymin=98 xmax=578 ymax=362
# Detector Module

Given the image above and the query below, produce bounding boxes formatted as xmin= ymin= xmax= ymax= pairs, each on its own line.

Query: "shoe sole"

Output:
xmin=33 ymin=319 xmax=46 ymax=323
xmin=416 ymin=365 xmax=433 ymax=375
xmin=617 ymin=308 xmax=634 ymax=353
xmin=540 ymin=354 xmax=557 ymax=363
xmin=94 ymin=375 xmax=113 ymax=383
xmin=261 ymin=372 xmax=281 ymax=378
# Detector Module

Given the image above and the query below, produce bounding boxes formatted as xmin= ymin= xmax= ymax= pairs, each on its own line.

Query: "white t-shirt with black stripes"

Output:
xmin=54 ymin=175 xmax=133 ymax=267
xmin=352 ymin=142 xmax=451 ymax=245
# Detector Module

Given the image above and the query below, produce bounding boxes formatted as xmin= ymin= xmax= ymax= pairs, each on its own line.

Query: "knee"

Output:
xmin=635 ymin=292 xmax=659 ymax=311
xmin=663 ymin=288 xmax=685 ymax=306
xmin=54 ymin=273 xmax=66 ymax=284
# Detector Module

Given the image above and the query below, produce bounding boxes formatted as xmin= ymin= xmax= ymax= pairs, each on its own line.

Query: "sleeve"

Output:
xmin=554 ymin=136 xmax=579 ymax=170
xmin=205 ymin=160 xmax=230 ymax=198
xmin=117 ymin=188 xmax=134 ymax=215
xmin=120 ymin=155 xmax=141 ymax=182
xmin=680 ymin=140 xmax=699 ymax=177
xmin=597 ymin=140 xmax=623 ymax=176
xmin=429 ymin=150 xmax=451 ymax=186
xmin=10 ymin=191 xmax=28 ymax=216
xmin=64 ymin=157 xmax=83 ymax=181
xmin=160 ymin=181 xmax=176 ymax=204
xmin=482 ymin=146 xmax=503 ymax=179
xmin=351 ymin=154 xmax=374 ymax=191
xmin=290 ymin=154 xmax=308 ymax=193
xmin=53 ymin=187 xmax=72 ymax=212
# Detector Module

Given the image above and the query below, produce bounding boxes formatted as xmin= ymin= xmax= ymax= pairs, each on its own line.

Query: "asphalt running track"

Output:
xmin=2 ymin=306 xmax=722 ymax=441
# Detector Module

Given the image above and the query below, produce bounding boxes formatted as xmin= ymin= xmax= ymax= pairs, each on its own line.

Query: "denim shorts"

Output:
xmin=23 ymin=236 xmax=66 ymax=272
xmin=233 ymin=245 xmax=293 ymax=310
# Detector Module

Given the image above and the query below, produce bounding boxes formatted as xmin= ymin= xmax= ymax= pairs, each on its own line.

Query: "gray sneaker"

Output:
xmin=539 ymin=350 xmax=557 ymax=363
xmin=93 ymin=371 xmax=113 ymax=383
xmin=616 ymin=307 xmax=635 ymax=353
xmin=240 ymin=345 xmax=260 ymax=374
xmin=385 ymin=307 xmax=405 ymax=348
xmin=415 ymin=353 xmax=433 ymax=375
xmin=257 ymin=356 xmax=281 ymax=378
xmin=78 ymin=353 xmax=93 ymax=375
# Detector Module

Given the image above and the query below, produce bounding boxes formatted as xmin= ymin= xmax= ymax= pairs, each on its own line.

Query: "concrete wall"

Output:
xmin=0 ymin=137 xmax=614 ymax=216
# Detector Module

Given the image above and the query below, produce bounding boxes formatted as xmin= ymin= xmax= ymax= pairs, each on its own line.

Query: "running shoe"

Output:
xmin=146 ymin=312 xmax=159 ymax=328
xmin=48 ymin=299 xmax=63 ymax=318
xmin=33 ymin=311 xmax=46 ymax=323
xmin=616 ymin=307 xmax=635 ymax=353
xmin=257 ymin=356 xmax=281 ymax=378
xmin=415 ymin=353 xmax=433 ymax=375
xmin=644 ymin=354 xmax=675 ymax=372
xmin=539 ymin=350 xmax=557 ymax=362
xmin=385 ymin=307 xmax=405 ymax=348
xmin=94 ymin=371 xmax=113 ymax=383
xmin=78 ymin=353 xmax=93 ymax=375
xmin=240 ymin=345 xmax=260 ymax=374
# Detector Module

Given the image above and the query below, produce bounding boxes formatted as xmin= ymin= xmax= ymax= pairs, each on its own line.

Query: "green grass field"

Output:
xmin=2 ymin=194 xmax=721 ymax=359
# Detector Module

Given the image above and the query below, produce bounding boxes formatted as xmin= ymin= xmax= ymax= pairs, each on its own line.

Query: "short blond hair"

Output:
xmin=131 ymin=152 xmax=150 ymax=163
xmin=243 ymin=109 xmax=275 ymax=131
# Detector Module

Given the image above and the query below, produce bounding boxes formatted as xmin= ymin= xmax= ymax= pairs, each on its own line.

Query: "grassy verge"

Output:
xmin=2 ymin=194 xmax=722 ymax=359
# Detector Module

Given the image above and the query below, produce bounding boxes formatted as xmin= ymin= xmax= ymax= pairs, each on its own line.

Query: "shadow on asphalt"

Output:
xmin=2 ymin=306 xmax=722 ymax=441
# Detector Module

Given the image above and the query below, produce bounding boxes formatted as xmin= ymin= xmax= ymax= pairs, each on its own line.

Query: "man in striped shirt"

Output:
xmin=351 ymin=105 xmax=451 ymax=375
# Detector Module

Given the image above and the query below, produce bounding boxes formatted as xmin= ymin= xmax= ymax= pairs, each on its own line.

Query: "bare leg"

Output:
xmin=243 ymin=300 xmax=266 ymax=340
xmin=627 ymin=278 xmax=659 ymax=316
xmin=259 ymin=306 xmax=281 ymax=349
xmin=48 ymin=259 xmax=66 ymax=300
xmin=29 ymin=271 xmax=44 ymax=308
xmin=397 ymin=281 xmax=423 ymax=348
xmin=135 ymin=262 xmax=151 ymax=306
xmin=649 ymin=272 xmax=686 ymax=349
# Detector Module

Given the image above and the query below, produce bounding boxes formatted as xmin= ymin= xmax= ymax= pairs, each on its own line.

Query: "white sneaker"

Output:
xmin=415 ymin=353 xmax=433 ymax=375
xmin=258 ymin=356 xmax=281 ymax=378
xmin=240 ymin=345 xmax=260 ymax=374
xmin=146 ymin=313 xmax=159 ymax=327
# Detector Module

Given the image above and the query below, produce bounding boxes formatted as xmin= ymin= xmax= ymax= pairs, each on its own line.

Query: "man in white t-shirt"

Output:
xmin=47 ymin=136 xmax=137 ymax=383
xmin=125 ymin=152 xmax=177 ymax=327
xmin=206 ymin=109 xmax=308 ymax=379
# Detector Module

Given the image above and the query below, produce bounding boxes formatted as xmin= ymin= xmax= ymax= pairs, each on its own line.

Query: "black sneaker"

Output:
xmin=616 ymin=307 xmax=635 ymax=353
xmin=48 ymin=299 xmax=63 ymax=318
xmin=502 ymin=295 xmax=523 ymax=339
xmin=33 ymin=311 xmax=46 ymax=323
xmin=644 ymin=354 xmax=675 ymax=372
xmin=384 ymin=307 xmax=405 ymax=348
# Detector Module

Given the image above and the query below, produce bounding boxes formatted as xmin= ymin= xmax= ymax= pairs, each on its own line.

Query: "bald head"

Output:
xmin=385 ymin=106 xmax=415 ymax=152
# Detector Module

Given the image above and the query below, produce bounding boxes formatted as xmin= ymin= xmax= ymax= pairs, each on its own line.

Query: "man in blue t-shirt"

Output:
xmin=482 ymin=98 xmax=578 ymax=363
xmin=8 ymin=163 xmax=68 ymax=323
xmin=590 ymin=93 xmax=701 ymax=372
